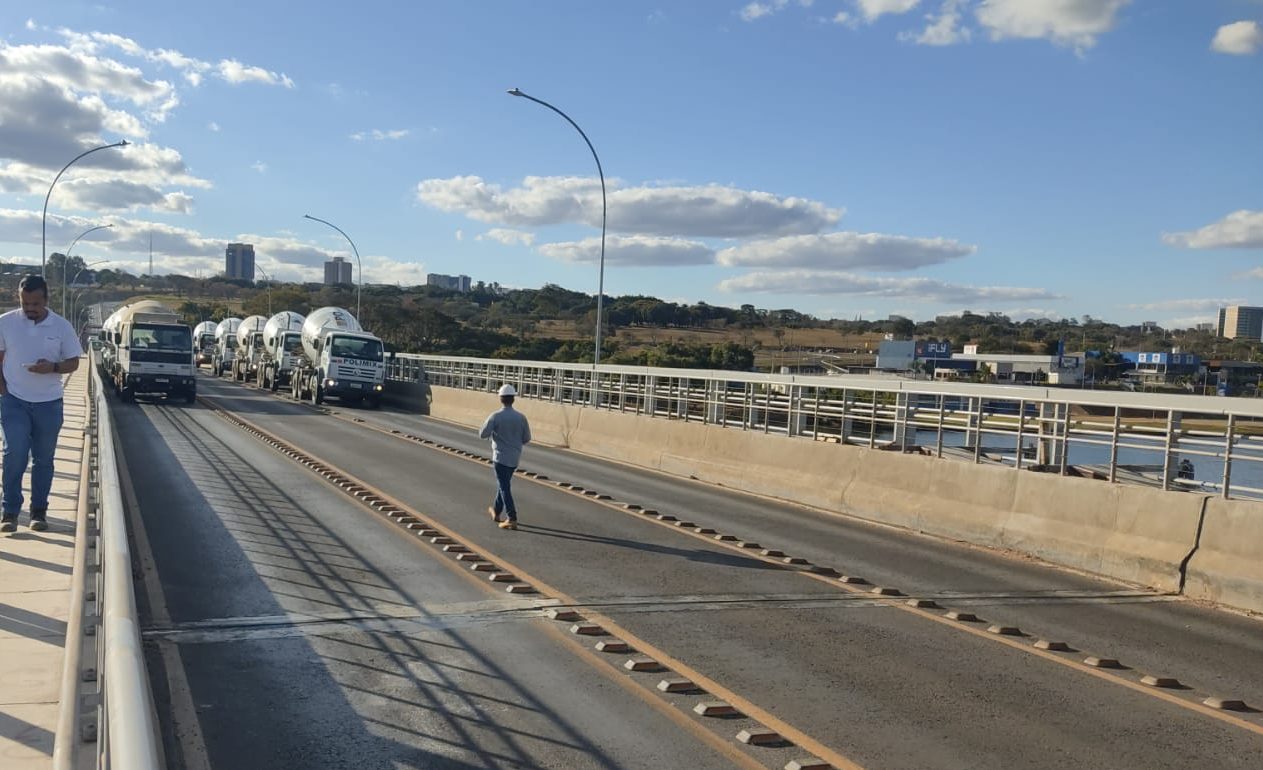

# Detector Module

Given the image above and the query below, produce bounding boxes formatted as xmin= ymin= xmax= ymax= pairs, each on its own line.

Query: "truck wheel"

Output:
xmin=311 ymin=382 xmax=323 ymax=406
xmin=120 ymin=385 xmax=135 ymax=403
xmin=367 ymin=394 xmax=381 ymax=410
xmin=270 ymin=373 xmax=280 ymax=392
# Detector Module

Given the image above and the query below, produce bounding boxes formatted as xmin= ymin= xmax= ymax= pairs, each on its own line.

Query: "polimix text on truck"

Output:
xmin=291 ymin=306 xmax=385 ymax=407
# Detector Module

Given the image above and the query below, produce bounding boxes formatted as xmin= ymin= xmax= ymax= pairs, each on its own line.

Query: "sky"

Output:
xmin=1 ymin=1 xmax=1261 ymax=328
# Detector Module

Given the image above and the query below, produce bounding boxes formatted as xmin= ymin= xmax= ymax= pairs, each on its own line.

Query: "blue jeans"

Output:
xmin=491 ymin=462 xmax=518 ymax=520
xmin=1 ymin=393 xmax=64 ymax=517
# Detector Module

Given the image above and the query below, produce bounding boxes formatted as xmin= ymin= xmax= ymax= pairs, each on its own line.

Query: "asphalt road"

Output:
xmin=115 ymin=372 xmax=1263 ymax=769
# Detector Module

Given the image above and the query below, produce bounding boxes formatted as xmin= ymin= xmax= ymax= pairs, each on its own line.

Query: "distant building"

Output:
xmin=426 ymin=273 xmax=472 ymax=292
xmin=954 ymin=352 xmax=1082 ymax=385
xmin=1217 ymin=306 xmax=1263 ymax=341
xmin=324 ymin=256 xmax=353 ymax=285
xmin=225 ymin=243 xmax=255 ymax=281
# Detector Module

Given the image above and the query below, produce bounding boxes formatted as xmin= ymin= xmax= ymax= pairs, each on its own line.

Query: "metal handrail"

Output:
xmin=92 ymin=362 xmax=163 ymax=769
xmin=388 ymin=354 xmax=1263 ymax=500
xmin=53 ymin=363 xmax=94 ymax=770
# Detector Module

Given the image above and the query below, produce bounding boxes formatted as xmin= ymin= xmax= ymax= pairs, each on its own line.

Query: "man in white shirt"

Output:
xmin=0 ymin=275 xmax=82 ymax=532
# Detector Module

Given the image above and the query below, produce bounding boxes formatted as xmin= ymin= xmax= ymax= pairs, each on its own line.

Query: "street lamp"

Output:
xmin=302 ymin=214 xmax=361 ymax=319
xmin=507 ymin=88 xmax=607 ymax=367
xmin=42 ymin=140 xmax=129 ymax=277
xmin=60 ymin=224 xmax=113 ymax=315
xmin=68 ymin=260 xmax=110 ymax=323
xmin=255 ymin=264 xmax=275 ymax=316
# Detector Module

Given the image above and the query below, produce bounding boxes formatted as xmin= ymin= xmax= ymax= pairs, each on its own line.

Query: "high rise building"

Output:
xmin=1217 ymin=306 xmax=1263 ymax=341
xmin=324 ymin=256 xmax=353 ymax=285
xmin=426 ymin=273 xmax=472 ymax=292
xmin=1218 ymin=306 xmax=1263 ymax=341
xmin=225 ymin=243 xmax=255 ymax=281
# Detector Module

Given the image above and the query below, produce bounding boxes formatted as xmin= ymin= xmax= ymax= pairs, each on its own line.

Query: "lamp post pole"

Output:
xmin=60 ymin=224 xmax=113 ymax=316
xmin=303 ymin=215 xmax=361 ymax=319
xmin=255 ymin=264 xmax=274 ymax=316
xmin=42 ymin=140 xmax=128 ymax=278
xmin=507 ymin=88 xmax=607 ymax=368
xmin=68 ymin=260 xmax=110 ymax=323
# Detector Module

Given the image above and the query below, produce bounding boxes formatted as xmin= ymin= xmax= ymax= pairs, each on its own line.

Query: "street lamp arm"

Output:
xmin=42 ymin=140 xmax=129 ymax=276
xmin=61 ymin=224 xmax=113 ymax=315
xmin=507 ymin=88 xmax=608 ymax=367
xmin=303 ymin=214 xmax=362 ymax=319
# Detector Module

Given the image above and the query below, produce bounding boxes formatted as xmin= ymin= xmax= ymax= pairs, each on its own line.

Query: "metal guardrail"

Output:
xmin=85 ymin=362 xmax=163 ymax=769
xmin=389 ymin=354 xmax=1263 ymax=501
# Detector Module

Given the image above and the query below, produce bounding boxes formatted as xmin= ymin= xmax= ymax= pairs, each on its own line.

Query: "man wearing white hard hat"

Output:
xmin=479 ymin=384 xmax=532 ymax=529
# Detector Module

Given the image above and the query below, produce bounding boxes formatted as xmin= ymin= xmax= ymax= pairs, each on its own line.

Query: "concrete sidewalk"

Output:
xmin=0 ymin=364 xmax=88 ymax=769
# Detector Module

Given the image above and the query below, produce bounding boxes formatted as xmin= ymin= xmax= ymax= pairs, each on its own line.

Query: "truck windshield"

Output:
xmin=329 ymin=336 xmax=383 ymax=361
xmin=132 ymin=324 xmax=191 ymax=351
xmin=283 ymin=334 xmax=303 ymax=355
xmin=198 ymin=334 xmax=216 ymax=349
xmin=225 ymin=337 xmax=238 ymax=349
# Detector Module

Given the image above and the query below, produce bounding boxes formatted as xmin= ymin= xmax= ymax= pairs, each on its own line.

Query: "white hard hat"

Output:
xmin=498 ymin=384 xmax=517 ymax=397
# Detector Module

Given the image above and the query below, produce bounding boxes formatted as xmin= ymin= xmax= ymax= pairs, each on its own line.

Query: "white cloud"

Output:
xmin=1212 ymin=21 xmax=1263 ymax=56
xmin=25 ymin=19 xmax=37 ymax=31
xmin=975 ymin=0 xmax=1130 ymax=50
xmin=251 ymin=161 xmax=267 ymax=174
xmin=833 ymin=11 xmax=856 ymax=26
xmin=1162 ymin=210 xmax=1263 ymax=249
xmin=718 ymin=269 xmax=1059 ymax=302
xmin=208 ymin=121 xmax=220 ymax=132
xmin=857 ymin=0 xmax=922 ymax=23
xmin=0 ymin=208 xmax=426 ymax=285
xmin=739 ymin=0 xmax=817 ymax=22
xmin=216 ymin=59 xmax=294 ymax=88
xmin=455 ymin=229 xmax=464 ymax=241
xmin=350 ymin=128 xmax=410 ymax=142
xmin=416 ymin=176 xmax=842 ymax=238
xmin=477 ymin=228 xmax=536 ymax=247
xmin=1243 ymin=268 xmax=1263 ymax=280
xmin=1125 ymin=298 xmax=1243 ymax=312
xmin=717 ymin=231 xmax=974 ymax=269
xmin=902 ymin=0 xmax=972 ymax=45
xmin=538 ymin=235 xmax=714 ymax=266
xmin=58 ymin=29 xmax=295 ymax=90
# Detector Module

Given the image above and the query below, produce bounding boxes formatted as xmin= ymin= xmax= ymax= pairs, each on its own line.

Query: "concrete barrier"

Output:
xmin=1005 ymin=474 xmax=1204 ymax=593
xmin=1184 ymin=498 xmax=1263 ymax=614
xmin=427 ymin=385 xmax=1241 ymax=602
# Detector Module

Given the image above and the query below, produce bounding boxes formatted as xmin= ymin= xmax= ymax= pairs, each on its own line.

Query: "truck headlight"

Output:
xmin=325 ymin=379 xmax=336 ymax=387
xmin=374 ymin=384 xmax=383 ymax=391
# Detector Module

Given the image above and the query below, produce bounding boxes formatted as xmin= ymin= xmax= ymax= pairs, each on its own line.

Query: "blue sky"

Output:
xmin=1 ymin=1 xmax=1260 ymax=327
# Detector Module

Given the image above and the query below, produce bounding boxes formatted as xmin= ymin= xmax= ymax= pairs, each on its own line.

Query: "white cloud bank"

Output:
xmin=416 ymin=176 xmax=842 ymax=239
xmin=1163 ymin=210 xmax=1263 ymax=249
xmin=975 ymin=0 xmax=1130 ymax=50
xmin=477 ymin=228 xmax=536 ymax=247
xmin=718 ymin=269 xmax=1059 ymax=302
xmin=350 ymin=128 xmax=410 ymax=142
xmin=716 ymin=231 xmax=975 ymax=270
xmin=538 ymin=235 xmax=714 ymax=266
xmin=1212 ymin=21 xmax=1263 ymax=56
xmin=901 ymin=0 xmax=972 ymax=45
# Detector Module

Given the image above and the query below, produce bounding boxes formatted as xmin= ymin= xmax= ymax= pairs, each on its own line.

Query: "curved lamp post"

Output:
xmin=68 ymin=260 xmax=110 ymax=323
xmin=255 ymin=264 xmax=275 ymax=316
xmin=60 ymin=224 xmax=113 ymax=315
xmin=303 ymin=214 xmax=361 ymax=319
xmin=507 ymin=88 xmax=607 ymax=367
xmin=42 ymin=140 xmax=129 ymax=277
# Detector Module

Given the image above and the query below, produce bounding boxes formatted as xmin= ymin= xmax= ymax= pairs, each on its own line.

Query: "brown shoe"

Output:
xmin=488 ymin=506 xmax=502 ymax=523
xmin=498 ymin=519 xmax=517 ymax=530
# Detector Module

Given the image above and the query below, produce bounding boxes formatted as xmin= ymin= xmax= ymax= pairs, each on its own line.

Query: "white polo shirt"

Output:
xmin=0 ymin=307 xmax=83 ymax=403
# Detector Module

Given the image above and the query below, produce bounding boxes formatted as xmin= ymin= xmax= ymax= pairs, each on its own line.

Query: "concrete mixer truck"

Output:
xmin=230 ymin=315 xmax=268 ymax=382
xmin=193 ymin=321 xmax=218 ymax=366
xmin=107 ymin=301 xmax=196 ymax=403
xmin=256 ymin=311 xmax=305 ymax=391
xmin=290 ymin=307 xmax=385 ymax=407
xmin=211 ymin=317 xmax=241 ymax=377
xmin=98 ymin=306 xmax=124 ymax=380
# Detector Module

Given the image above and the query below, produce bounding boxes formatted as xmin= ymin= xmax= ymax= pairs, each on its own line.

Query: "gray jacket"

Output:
xmin=479 ymin=406 xmax=532 ymax=467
